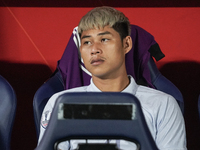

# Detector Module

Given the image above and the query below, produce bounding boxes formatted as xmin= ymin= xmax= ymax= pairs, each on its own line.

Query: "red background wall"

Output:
xmin=0 ymin=6 xmax=200 ymax=150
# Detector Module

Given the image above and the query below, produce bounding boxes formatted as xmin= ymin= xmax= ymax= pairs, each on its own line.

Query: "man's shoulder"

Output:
xmin=135 ymin=85 xmax=180 ymax=118
xmin=55 ymin=86 xmax=88 ymax=96
xmin=135 ymin=85 xmax=176 ymax=106
xmin=46 ymin=86 xmax=88 ymax=107
xmin=65 ymin=86 xmax=88 ymax=92
xmin=137 ymin=85 xmax=172 ymax=98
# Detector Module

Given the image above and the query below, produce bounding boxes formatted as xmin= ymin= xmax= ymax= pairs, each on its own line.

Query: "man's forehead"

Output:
xmin=81 ymin=26 xmax=115 ymax=39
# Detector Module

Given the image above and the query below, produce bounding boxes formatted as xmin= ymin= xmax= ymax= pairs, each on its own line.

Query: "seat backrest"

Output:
xmin=0 ymin=75 xmax=17 ymax=150
xmin=33 ymin=71 xmax=64 ymax=138
xmin=33 ymin=25 xmax=184 ymax=138
xmin=35 ymin=92 xmax=158 ymax=150
xmin=198 ymin=94 xmax=200 ymax=122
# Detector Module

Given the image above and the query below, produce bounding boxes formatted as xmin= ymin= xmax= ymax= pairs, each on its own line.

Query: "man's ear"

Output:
xmin=123 ymin=36 xmax=132 ymax=54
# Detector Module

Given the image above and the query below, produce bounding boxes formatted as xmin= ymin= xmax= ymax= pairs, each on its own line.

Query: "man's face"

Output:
xmin=80 ymin=25 xmax=131 ymax=79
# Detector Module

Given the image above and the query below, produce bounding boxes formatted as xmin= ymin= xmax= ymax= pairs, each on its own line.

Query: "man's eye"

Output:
xmin=83 ymin=41 xmax=91 ymax=45
xmin=101 ymin=38 xmax=109 ymax=42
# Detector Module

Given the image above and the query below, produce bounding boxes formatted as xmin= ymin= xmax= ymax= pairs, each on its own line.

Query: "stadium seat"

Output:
xmin=0 ymin=75 xmax=17 ymax=150
xmin=33 ymin=71 xmax=64 ymax=138
xmin=35 ymin=92 xmax=158 ymax=150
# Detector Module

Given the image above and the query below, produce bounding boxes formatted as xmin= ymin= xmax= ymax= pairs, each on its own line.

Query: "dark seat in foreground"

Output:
xmin=35 ymin=92 xmax=158 ymax=150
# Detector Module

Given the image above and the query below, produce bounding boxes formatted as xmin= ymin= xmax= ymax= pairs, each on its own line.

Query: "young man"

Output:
xmin=38 ymin=6 xmax=187 ymax=150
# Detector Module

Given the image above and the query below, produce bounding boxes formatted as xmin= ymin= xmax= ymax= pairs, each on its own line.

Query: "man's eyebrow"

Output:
xmin=81 ymin=35 xmax=91 ymax=40
xmin=97 ymin=31 xmax=112 ymax=36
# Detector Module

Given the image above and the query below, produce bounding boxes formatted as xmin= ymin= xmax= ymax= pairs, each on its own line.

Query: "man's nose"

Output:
xmin=91 ymin=42 xmax=102 ymax=55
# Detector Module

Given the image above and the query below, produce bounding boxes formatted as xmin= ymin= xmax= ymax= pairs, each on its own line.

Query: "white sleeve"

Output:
xmin=155 ymin=95 xmax=187 ymax=150
xmin=37 ymin=93 xmax=59 ymax=144
xmin=37 ymin=87 xmax=87 ymax=145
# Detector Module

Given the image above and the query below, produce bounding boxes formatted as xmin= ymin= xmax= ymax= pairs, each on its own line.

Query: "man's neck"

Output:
xmin=92 ymin=75 xmax=130 ymax=92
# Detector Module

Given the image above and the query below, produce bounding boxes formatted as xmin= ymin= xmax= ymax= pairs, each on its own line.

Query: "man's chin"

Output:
xmin=92 ymin=73 xmax=112 ymax=80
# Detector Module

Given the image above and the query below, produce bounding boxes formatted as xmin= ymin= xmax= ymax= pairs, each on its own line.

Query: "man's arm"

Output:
xmin=37 ymin=93 xmax=59 ymax=144
xmin=156 ymin=95 xmax=187 ymax=150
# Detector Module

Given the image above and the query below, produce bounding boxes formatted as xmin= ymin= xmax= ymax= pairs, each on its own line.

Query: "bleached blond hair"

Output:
xmin=78 ymin=6 xmax=131 ymax=40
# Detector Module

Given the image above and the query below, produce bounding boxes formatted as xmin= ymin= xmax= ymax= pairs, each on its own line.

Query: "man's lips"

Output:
xmin=90 ymin=57 xmax=106 ymax=65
